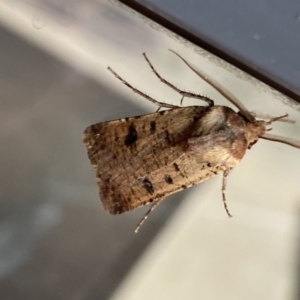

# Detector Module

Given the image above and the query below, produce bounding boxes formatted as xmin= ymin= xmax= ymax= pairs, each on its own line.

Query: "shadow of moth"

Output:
xmin=83 ymin=50 xmax=300 ymax=232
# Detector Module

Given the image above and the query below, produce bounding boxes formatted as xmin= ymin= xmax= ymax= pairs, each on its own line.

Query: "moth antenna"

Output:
xmin=169 ymin=49 xmax=255 ymax=123
xmin=266 ymin=114 xmax=288 ymax=124
xmin=222 ymin=169 xmax=232 ymax=218
xmin=135 ymin=198 xmax=164 ymax=233
xmin=261 ymin=133 xmax=300 ymax=149
xmin=251 ymin=112 xmax=295 ymax=124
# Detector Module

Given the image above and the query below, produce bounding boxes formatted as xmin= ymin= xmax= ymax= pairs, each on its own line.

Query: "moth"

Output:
xmin=83 ymin=50 xmax=300 ymax=232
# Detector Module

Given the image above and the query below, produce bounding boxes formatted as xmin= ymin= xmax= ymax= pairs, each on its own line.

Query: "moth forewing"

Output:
xmin=84 ymin=50 xmax=300 ymax=231
xmin=84 ymin=104 xmax=260 ymax=217
xmin=84 ymin=106 xmax=234 ymax=215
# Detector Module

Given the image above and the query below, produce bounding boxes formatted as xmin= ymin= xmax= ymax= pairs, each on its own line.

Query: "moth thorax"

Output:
xmin=245 ymin=120 xmax=267 ymax=145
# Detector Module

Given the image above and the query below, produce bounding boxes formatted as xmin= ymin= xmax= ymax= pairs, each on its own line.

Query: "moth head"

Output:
xmin=244 ymin=113 xmax=300 ymax=149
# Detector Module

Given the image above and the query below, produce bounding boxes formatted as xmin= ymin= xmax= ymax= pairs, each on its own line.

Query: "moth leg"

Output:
xmin=143 ymin=53 xmax=214 ymax=107
xmin=135 ymin=198 xmax=164 ymax=233
xmin=222 ymin=168 xmax=232 ymax=218
xmin=107 ymin=67 xmax=179 ymax=109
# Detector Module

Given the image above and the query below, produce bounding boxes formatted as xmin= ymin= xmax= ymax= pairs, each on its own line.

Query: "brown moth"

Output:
xmin=83 ymin=50 xmax=300 ymax=232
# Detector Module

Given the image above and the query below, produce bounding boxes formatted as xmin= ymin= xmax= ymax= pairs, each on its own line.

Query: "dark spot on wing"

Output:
xmin=181 ymin=185 xmax=187 ymax=189
xmin=173 ymin=163 xmax=180 ymax=172
xmin=165 ymin=130 xmax=173 ymax=145
xmin=193 ymin=116 xmax=199 ymax=122
xmin=141 ymin=177 xmax=154 ymax=194
xmin=173 ymin=162 xmax=185 ymax=178
xmin=159 ymin=110 xmax=166 ymax=115
xmin=125 ymin=124 xmax=138 ymax=146
xmin=150 ymin=121 xmax=156 ymax=134
xmin=164 ymin=174 xmax=173 ymax=184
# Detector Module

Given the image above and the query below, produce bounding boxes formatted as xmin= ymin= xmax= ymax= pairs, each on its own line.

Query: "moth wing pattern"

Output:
xmin=84 ymin=105 xmax=245 ymax=214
